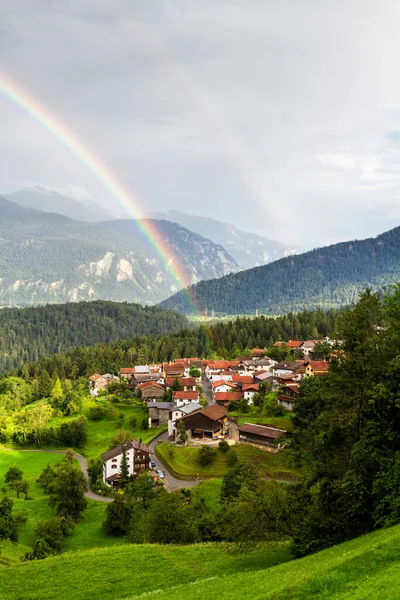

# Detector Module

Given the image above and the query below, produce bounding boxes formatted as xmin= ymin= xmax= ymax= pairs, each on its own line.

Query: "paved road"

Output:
xmin=0 ymin=447 xmax=114 ymax=502
xmin=202 ymin=374 xmax=214 ymax=406
xmin=148 ymin=433 xmax=200 ymax=492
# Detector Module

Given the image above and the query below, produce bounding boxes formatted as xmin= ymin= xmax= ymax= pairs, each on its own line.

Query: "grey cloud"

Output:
xmin=1 ymin=0 xmax=400 ymax=246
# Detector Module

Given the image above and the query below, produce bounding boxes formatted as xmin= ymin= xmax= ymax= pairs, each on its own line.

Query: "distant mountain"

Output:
xmin=154 ymin=209 xmax=301 ymax=269
xmin=159 ymin=226 xmax=400 ymax=316
xmin=0 ymin=197 xmax=238 ymax=306
xmin=3 ymin=186 xmax=115 ymax=222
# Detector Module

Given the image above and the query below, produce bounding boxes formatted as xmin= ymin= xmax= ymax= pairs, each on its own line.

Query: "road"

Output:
xmin=202 ymin=374 xmax=214 ymax=406
xmin=0 ymin=447 xmax=114 ymax=502
xmin=148 ymin=433 xmax=200 ymax=492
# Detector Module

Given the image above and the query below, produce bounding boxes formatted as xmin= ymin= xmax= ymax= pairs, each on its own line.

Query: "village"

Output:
xmin=89 ymin=340 xmax=331 ymax=487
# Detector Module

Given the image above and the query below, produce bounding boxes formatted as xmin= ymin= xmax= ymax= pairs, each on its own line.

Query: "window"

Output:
xmin=111 ymin=465 xmax=117 ymax=469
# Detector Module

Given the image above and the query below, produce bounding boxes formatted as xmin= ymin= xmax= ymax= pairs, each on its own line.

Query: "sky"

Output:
xmin=1 ymin=0 xmax=400 ymax=247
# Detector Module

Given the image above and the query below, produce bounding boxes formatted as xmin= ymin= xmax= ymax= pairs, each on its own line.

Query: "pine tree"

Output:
xmin=119 ymin=447 xmax=130 ymax=487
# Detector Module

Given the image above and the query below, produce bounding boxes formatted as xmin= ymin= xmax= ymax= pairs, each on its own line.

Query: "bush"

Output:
xmin=110 ymin=430 xmax=132 ymax=448
xmin=88 ymin=406 xmax=106 ymax=421
xmin=198 ymin=446 xmax=216 ymax=467
xmin=129 ymin=415 xmax=137 ymax=428
xmin=227 ymin=449 xmax=239 ymax=467
xmin=141 ymin=418 xmax=149 ymax=430
xmin=218 ymin=439 xmax=230 ymax=453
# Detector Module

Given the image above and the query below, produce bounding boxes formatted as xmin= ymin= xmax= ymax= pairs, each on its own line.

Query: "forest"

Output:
xmin=0 ymin=301 xmax=188 ymax=373
xmin=160 ymin=226 xmax=400 ymax=315
xmin=9 ymin=307 xmax=338 ymax=380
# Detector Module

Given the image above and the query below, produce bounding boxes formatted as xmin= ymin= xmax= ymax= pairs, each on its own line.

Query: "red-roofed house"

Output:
xmin=308 ymin=361 xmax=330 ymax=376
xmin=138 ymin=381 xmax=165 ymax=401
xmin=214 ymin=391 xmax=243 ymax=407
xmin=251 ymin=348 xmax=266 ymax=358
xmin=212 ymin=380 xmax=234 ymax=398
xmin=242 ymin=383 xmax=259 ymax=403
xmin=119 ymin=368 xmax=135 ymax=380
xmin=172 ymin=390 xmax=200 ymax=406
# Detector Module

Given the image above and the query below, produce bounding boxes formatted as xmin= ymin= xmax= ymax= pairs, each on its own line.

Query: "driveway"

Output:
xmin=202 ymin=374 xmax=214 ymax=406
xmin=148 ymin=433 xmax=201 ymax=492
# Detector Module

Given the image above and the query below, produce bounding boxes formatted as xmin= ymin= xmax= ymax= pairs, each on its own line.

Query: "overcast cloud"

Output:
xmin=1 ymin=0 xmax=400 ymax=247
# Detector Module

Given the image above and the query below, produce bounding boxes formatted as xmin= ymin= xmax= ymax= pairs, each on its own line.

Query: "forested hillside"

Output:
xmin=12 ymin=308 xmax=337 ymax=379
xmin=0 ymin=301 xmax=188 ymax=373
xmin=160 ymin=226 xmax=400 ymax=315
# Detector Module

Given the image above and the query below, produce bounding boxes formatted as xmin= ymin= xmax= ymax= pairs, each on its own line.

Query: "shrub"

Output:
xmin=198 ymin=446 xmax=216 ymax=467
xmin=227 ymin=449 xmax=239 ymax=467
xmin=141 ymin=418 xmax=149 ymax=430
xmin=218 ymin=439 xmax=230 ymax=453
xmin=129 ymin=415 xmax=137 ymax=428
xmin=88 ymin=406 xmax=106 ymax=421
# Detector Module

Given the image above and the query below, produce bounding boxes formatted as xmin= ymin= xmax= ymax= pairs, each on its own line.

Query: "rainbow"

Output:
xmin=0 ymin=74 xmax=195 ymax=306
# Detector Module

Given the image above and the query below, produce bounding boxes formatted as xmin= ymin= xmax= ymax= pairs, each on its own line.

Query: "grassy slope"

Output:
xmin=0 ymin=451 xmax=126 ymax=561
xmin=0 ymin=542 xmax=291 ymax=600
xmin=3 ymin=524 xmax=400 ymax=599
xmin=133 ymin=525 xmax=400 ymax=600
xmin=156 ymin=442 xmax=300 ymax=479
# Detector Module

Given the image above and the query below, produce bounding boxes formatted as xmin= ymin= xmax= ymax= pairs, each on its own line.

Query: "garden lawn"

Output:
xmin=156 ymin=443 xmax=301 ymax=479
xmin=0 ymin=541 xmax=292 ymax=600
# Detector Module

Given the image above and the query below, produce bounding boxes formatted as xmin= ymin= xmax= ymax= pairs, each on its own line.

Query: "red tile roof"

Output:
xmin=251 ymin=348 xmax=266 ymax=357
xmin=231 ymin=375 xmax=254 ymax=384
xmin=172 ymin=391 xmax=200 ymax=401
xmin=181 ymin=404 xmax=227 ymax=423
xmin=212 ymin=380 xmax=231 ymax=389
xmin=215 ymin=392 xmax=243 ymax=402
xmin=286 ymin=340 xmax=303 ymax=348
xmin=138 ymin=381 xmax=165 ymax=391
xmin=120 ymin=368 xmax=135 ymax=374
xmin=309 ymin=361 xmax=329 ymax=372
xmin=243 ymin=383 xmax=259 ymax=392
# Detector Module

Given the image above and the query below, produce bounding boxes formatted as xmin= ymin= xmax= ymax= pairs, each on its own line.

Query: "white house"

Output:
xmin=212 ymin=380 xmax=234 ymax=398
xmin=242 ymin=383 xmax=259 ymax=404
xmin=168 ymin=402 xmax=202 ymax=438
xmin=89 ymin=373 xmax=119 ymax=396
xmin=172 ymin=391 xmax=200 ymax=407
xmin=101 ymin=440 xmax=151 ymax=486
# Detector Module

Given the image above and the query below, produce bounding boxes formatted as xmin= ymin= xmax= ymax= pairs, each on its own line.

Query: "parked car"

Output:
xmin=157 ymin=469 xmax=165 ymax=479
xmin=151 ymin=461 xmax=156 ymax=468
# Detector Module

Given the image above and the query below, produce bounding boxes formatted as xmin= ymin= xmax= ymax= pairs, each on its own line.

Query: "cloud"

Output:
xmin=1 ymin=0 xmax=400 ymax=245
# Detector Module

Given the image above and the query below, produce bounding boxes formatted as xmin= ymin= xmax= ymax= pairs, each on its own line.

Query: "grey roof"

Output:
xmin=273 ymin=361 xmax=305 ymax=371
xmin=135 ymin=365 xmax=150 ymax=374
xmin=101 ymin=439 xmax=151 ymax=462
xmin=255 ymin=372 xmax=273 ymax=381
xmin=147 ymin=402 xmax=174 ymax=410
xmin=180 ymin=402 xmax=202 ymax=415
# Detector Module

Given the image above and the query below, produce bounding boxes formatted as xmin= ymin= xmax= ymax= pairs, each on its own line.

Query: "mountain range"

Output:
xmin=159 ymin=226 xmax=400 ymax=315
xmin=4 ymin=186 xmax=116 ymax=222
xmin=0 ymin=197 xmax=238 ymax=306
xmin=154 ymin=209 xmax=301 ymax=269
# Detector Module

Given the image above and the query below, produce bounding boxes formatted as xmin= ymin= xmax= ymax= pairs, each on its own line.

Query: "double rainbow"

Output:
xmin=0 ymin=74 xmax=194 ymax=307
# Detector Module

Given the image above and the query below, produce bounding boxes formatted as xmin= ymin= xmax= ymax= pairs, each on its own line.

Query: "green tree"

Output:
xmin=51 ymin=378 xmax=64 ymax=403
xmin=176 ymin=419 xmax=188 ymax=444
xmin=119 ymin=447 xmax=130 ymax=487
xmin=198 ymin=446 xmax=216 ymax=467
xmin=103 ymin=495 xmax=134 ymax=534
xmin=12 ymin=479 xmax=30 ymax=499
xmin=0 ymin=497 xmax=24 ymax=543
xmin=4 ymin=465 xmax=23 ymax=487
xmin=48 ymin=458 xmax=88 ymax=517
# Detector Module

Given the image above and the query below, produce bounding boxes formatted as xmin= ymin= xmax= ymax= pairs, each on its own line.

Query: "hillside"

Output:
xmin=3 ymin=186 xmax=116 ymax=222
xmin=0 ymin=301 xmax=188 ymax=372
xmin=155 ymin=209 xmax=301 ymax=268
xmin=160 ymin=226 xmax=400 ymax=315
xmin=0 ymin=197 xmax=238 ymax=306
xmin=0 ymin=523 xmax=399 ymax=599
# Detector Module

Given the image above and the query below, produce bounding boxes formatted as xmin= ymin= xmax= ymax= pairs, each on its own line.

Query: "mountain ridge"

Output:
xmin=153 ymin=209 xmax=302 ymax=269
xmin=0 ymin=197 xmax=238 ymax=307
xmin=159 ymin=225 xmax=400 ymax=315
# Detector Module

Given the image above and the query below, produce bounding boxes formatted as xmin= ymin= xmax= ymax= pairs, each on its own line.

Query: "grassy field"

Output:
xmin=156 ymin=442 xmax=301 ymax=479
xmin=0 ymin=397 xmax=165 ymax=461
xmin=0 ymin=450 xmax=126 ymax=561
xmin=135 ymin=524 xmax=400 ymax=600
xmin=2 ymin=524 xmax=400 ymax=599
xmin=193 ymin=478 xmax=223 ymax=511
xmin=0 ymin=541 xmax=292 ymax=600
